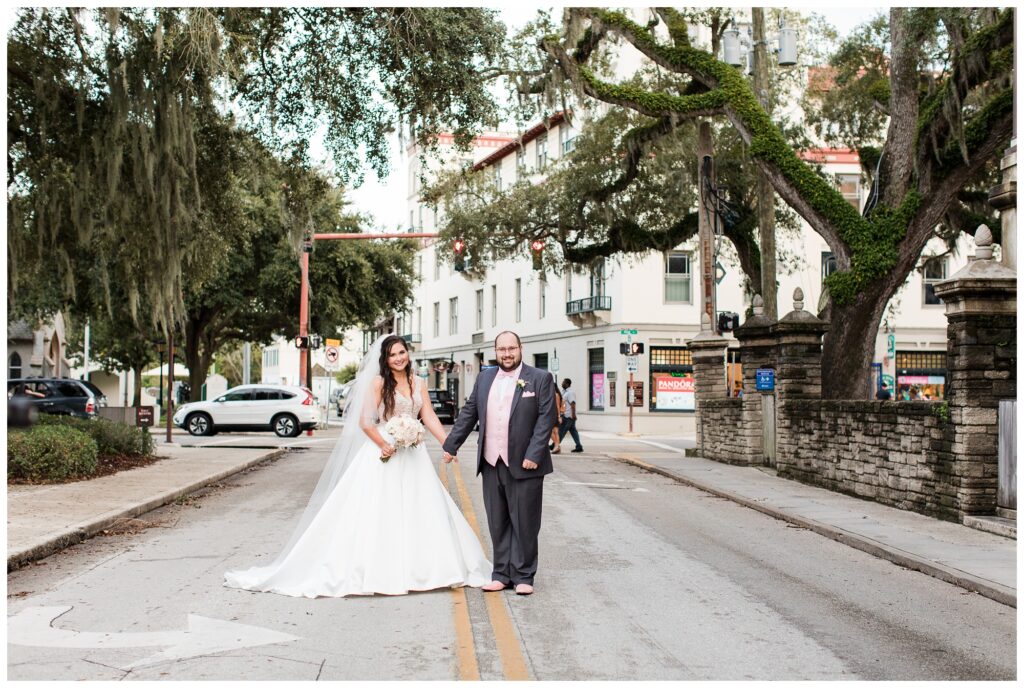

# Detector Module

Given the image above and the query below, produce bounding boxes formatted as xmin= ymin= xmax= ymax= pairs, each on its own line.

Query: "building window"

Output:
xmin=409 ymin=210 xmax=415 ymax=231
xmin=449 ymin=297 xmax=459 ymax=335
xmin=516 ymin=146 xmax=526 ymax=174
xmin=515 ymin=278 xmax=522 ymax=322
xmin=560 ymin=126 xmax=577 ymax=154
xmin=493 ymin=165 xmax=502 ymax=192
xmin=821 ymin=251 xmax=838 ymax=287
xmin=536 ymin=133 xmax=548 ymax=170
xmin=650 ymin=347 xmax=695 ymax=412
xmin=590 ymin=260 xmax=606 ymax=298
xmin=566 ymin=272 xmax=573 ymax=304
xmin=418 ymin=205 xmax=424 ymax=230
xmin=434 ymin=250 xmax=441 ymax=281
xmin=588 ymin=347 xmax=605 ymax=411
xmin=922 ymin=258 xmax=946 ymax=305
xmin=433 ymin=302 xmax=440 ymax=337
xmin=416 ymin=306 xmax=422 ymax=337
xmin=539 ymin=274 xmax=547 ymax=318
xmin=534 ymin=353 xmax=549 ymax=370
xmin=491 ymin=285 xmax=497 ymax=326
xmin=895 ymin=351 xmax=947 ymax=400
xmin=475 ymin=289 xmax=484 ymax=330
xmin=836 ymin=173 xmax=860 ymax=210
xmin=664 ymin=252 xmax=692 ymax=303
xmin=9 ymin=352 xmax=21 ymax=378
xmin=416 ymin=255 xmax=423 ymax=279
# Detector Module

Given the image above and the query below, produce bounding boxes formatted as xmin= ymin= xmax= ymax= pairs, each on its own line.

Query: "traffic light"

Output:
xmin=718 ymin=311 xmax=740 ymax=332
xmin=530 ymin=239 xmax=544 ymax=270
xmin=309 ymin=334 xmax=323 ymax=349
xmin=294 ymin=335 xmax=309 ymax=349
xmin=619 ymin=342 xmax=645 ymax=355
xmin=453 ymin=239 xmax=466 ymax=272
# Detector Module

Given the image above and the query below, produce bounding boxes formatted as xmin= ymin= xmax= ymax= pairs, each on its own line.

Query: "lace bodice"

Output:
xmin=377 ymin=377 xmax=423 ymax=422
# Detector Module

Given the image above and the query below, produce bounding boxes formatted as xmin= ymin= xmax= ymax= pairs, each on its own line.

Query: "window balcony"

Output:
xmin=566 ymin=296 xmax=612 ymax=327
xmin=402 ymin=333 xmax=422 ymax=344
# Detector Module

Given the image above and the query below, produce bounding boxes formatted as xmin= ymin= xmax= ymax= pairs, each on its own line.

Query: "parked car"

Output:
xmin=7 ymin=378 xmax=99 ymax=420
xmin=428 ymin=389 xmax=457 ymax=424
xmin=335 ymin=380 xmax=355 ymax=417
xmin=172 ymin=384 xmax=319 ymax=438
xmin=78 ymin=379 xmax=108 ymax=408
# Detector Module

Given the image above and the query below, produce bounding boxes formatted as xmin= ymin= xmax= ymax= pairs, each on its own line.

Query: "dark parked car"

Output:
xmin=78 ymin=379 xmax=109 ymax=408
xmin=428 ymin=389 xmax=457 ymax=424
xmin=7 ymin=378 xmax=99 ymax=419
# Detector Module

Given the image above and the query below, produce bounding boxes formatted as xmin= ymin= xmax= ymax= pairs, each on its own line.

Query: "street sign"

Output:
xmin=626 ymin=355 xmax=639 ymax=373
xmin=620 ymin=329 xmax=638 ymax=335
xmin=326 ymin=338 xmax=341 ymax=347
xmin=550 ymin=358 xmax=560 ymax=372
xmin=755 ymin=368 xmax=775 ymax=391
xmin=324 ymin=346 xmax=340 ymax=371
xmin=715 ymin=261 xmax=727 ymax=285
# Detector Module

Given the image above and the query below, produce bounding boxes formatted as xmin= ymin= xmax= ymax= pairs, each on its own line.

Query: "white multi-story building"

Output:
xmin=383 ymin=12 xmax=973 ymax=434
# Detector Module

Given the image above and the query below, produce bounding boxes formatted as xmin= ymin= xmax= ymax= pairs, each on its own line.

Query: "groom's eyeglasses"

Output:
xmin=495 ymin=346 xmax=520 ymax=354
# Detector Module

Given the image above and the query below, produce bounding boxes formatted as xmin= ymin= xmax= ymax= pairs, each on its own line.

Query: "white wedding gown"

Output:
xmin=224 ymin=381 xmax=491 ymax=598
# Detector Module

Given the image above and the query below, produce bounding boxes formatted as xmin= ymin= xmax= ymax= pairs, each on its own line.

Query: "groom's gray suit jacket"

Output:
xmin=443 ymin=363 xmax=556 ymax=479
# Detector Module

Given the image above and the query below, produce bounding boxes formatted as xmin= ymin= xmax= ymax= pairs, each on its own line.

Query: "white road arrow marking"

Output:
xmin=8 ymin=606 xmax=300 ymax=669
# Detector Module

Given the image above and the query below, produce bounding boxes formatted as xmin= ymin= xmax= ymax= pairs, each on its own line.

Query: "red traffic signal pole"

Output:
xmin=299 ymin=244 xmax=311 ymax=388
xmin=299 ymin=232 xmax=440 ymax=388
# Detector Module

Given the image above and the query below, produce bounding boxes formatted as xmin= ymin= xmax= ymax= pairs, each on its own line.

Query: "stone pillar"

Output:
xmin=988 ymin=143 xmax=1016 ymax=271
xmin=687 ymin=314 xmax=730 ymax=457
xmin=732 ymin=295 xmax=777 ymax=464
xmin=933 ymin=226 xmax=1016 ymax=516
xmin=771 ymin=288 xmax=829 ymax=403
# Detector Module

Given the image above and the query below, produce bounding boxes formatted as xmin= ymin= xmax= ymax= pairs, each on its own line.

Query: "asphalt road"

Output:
xmin=7 ymin=432 xmax=1015 ymax=680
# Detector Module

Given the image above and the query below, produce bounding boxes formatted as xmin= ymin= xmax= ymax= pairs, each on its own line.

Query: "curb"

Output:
xmin=7 ymin=448 xmax=288 ymax=572
xmin=611 ymin=454 xmax=1017 ymax=609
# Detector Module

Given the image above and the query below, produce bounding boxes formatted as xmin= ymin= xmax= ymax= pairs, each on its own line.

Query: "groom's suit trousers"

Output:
xmin=482 ymin=459 xmax=544 ymax=585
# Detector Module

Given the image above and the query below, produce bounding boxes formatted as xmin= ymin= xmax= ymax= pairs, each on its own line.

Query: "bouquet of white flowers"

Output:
xmin=380 ymin=415 xmax=425 ymax=463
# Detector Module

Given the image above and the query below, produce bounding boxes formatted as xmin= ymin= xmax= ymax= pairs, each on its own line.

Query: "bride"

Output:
xmin=224 ymin=334 xmax=492 ymax=597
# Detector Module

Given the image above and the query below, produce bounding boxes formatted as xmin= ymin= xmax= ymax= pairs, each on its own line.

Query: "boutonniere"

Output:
xmin=516 ymin=379 xmax=528 ymax=390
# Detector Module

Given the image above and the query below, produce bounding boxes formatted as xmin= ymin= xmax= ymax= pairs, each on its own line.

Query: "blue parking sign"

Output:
xmin=755 ymin=368 xmax=775 ymax=391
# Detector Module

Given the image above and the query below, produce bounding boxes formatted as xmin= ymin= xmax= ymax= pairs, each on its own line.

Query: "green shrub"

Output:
xmin=8 ymin=424 xmax=99 ymax=482
xmin=38 ymin=414 xmax=154 ymax=457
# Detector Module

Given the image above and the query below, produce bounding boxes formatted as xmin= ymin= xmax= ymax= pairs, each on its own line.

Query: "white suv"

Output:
xmin=173 ymin=384 xmax=319 ymax=438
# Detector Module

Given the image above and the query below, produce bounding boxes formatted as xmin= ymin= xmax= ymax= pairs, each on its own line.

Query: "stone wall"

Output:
xmin=778 ymin=400 xmax=959 ymax=520
xmin=699 ymin=398 xmax=746 ymax=464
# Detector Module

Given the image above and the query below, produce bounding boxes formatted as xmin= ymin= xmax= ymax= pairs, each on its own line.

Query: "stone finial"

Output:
xmin=752 ymin=294 xmax=764 ymax=316
xmin=793 ymin=287 xmax=804 ymax=312
xmin=700 ymin=312 xmax=711 ymax=331
xmin=975 ymin=224 xmax=994 ymax=260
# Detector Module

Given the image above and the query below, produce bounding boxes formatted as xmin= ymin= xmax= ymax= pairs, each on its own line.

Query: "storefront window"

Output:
xmin=650 ymin=347 xmax=694 ymax=411
xmin=895 ymin=351 xmax=947 ymax=400
xmin=588 ymin=347 xmax=605 ymax=410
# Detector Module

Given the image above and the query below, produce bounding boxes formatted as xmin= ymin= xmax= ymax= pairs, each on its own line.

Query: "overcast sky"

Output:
xmin=347 ymin=5 xmax=886 ymax=232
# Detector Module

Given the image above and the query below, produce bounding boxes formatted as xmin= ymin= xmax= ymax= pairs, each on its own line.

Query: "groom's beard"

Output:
xmin=498 ymin=357 xmax=521 ymax=372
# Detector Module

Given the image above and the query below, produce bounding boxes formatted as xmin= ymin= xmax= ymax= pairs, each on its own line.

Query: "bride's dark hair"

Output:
xmin=378 ymin=335 xmax=413 ymax=419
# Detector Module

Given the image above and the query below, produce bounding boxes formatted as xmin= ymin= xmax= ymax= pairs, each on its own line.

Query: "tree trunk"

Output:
xmin=820 ymin=287 xmax=891 ymax=399
xmin=752 ymin=7 xmax=777 ymax=319
xmin=132 ymin=366 xmax=143 ymax=406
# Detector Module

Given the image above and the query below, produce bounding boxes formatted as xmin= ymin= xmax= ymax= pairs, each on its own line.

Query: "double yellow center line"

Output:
xmin=439 ymin=460 xmax=530 ymax=681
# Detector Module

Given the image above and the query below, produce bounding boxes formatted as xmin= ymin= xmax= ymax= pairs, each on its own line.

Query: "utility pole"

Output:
xmin=698 ymin=121 xmax=717 ymax=332
xmin=299 ymin=238 xmax=312 ymax=388
xmin=752 ymin=7 xmax=778 ymax=319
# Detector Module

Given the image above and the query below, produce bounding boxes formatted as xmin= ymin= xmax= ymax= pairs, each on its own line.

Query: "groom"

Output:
xmin=443 ymin=331 xmax=555 ymax=596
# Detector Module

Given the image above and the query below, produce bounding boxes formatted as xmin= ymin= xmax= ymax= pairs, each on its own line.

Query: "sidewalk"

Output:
xmin=7 ymin=444 xmax=285 ymax=571
xmin=604 ymin=445 xmax=1016 ymax=608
